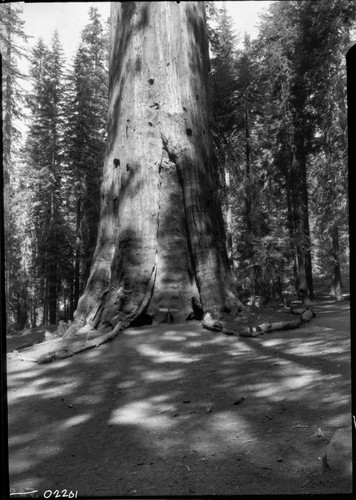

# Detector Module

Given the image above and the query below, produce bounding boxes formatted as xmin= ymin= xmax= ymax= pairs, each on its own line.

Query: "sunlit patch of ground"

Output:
xmin=6 ymin=300 xmax=351 ymax=496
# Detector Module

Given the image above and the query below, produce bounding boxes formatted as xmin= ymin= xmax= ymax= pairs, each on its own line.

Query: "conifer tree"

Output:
xmin=208 ymin=4 xmax=238 ymax=266
xmin=306 ymin=0 xmax=355 ymax=299
xmin=256 ymin=2 xmax=315 ymax=302
xmin=255 ymin=0 xmax=355 ymax=302
xmin=27 ymin=34 xmax=68 ymax=324
xmin=63 ymin=7 xmax=109 ymax=313
xmin=0 ymin=3 xmax=30 ymax=326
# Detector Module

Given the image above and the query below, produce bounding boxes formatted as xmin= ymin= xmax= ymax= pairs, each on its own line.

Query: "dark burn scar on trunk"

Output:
xmin=113 ymin=159 xmax=120 ymax=168
xmin=186 ymin=128 xmax=193 ymax=136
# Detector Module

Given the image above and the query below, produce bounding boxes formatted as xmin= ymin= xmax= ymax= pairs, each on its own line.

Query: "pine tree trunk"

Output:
xmin=48 ymin=258 xmax=57 ymax=324
xmin=31 ymin=303 xmax=36 ymax=328
xmin=224 ymin=168 xmax=233 ymax=267
xmin=244 ymin=104 xmax=256 ymax=296
xmin=245 ymin=105 xmax=252 ymax=237
xmin=74 ymin=197 xmax=81 ymax=308
xmin=69 ymin=258 xmax=75 ymax=320
xmin=48 ymin=193 xmax=58 ymax=324
xmin=67 ymin=2 xmax=241 ymax=337
xmin=300 ymin=155 xmax=314 ymax=299
xmin=43 ymin=276 xmax=48 ymax=325
xmin=289 ymin=144 xmax=312 ymax=304
xmin=330 ymin=224 xmax=343 ymax=301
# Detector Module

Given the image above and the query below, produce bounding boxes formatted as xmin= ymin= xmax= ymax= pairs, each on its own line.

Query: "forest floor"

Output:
xmin=6 ymin=297 xmax=353 ymax=497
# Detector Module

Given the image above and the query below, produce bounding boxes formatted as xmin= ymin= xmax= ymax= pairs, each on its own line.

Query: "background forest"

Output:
xmin=2 ymin=1 xmax=355 ymax=329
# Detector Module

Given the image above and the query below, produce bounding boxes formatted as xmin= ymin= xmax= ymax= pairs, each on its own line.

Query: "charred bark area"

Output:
xmin=65 ymin=2 xmax=240 ymax=339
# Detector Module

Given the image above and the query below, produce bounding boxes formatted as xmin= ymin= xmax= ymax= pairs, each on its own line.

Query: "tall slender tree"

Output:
xmin=255 ymin=0 xmax=355 ymax=302
xmin=257 ymin=2 xmax=315 ymax=302
xmin=0 ymin=3 xmax=30 ymax=326
xmin=306 ymin=0 xmax=355 ymax=299
xmin=63 ymin=8 xmax=109 ymax=314
xmin=27 ymin=34 xmax=68 ymax=324
xmin=208 ymin=4 xmax=238 ymax=266
xmin=234 ymin=35 xmax=265 ymax=297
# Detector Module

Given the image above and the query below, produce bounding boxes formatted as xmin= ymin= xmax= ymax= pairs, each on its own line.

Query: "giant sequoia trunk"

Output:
xmin=66 ymin=2 xmax=240 ymax=338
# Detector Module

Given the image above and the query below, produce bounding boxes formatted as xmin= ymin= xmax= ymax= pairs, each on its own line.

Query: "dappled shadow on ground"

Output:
xmin=7 ymin=300 xmax=352 ymax=497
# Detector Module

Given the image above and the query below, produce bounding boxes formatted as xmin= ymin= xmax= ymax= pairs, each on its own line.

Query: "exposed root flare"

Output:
xmin=13 ymin=323 xmax=123 ymax=364
xmin=13 ymin=305 xmax=316 ymax=364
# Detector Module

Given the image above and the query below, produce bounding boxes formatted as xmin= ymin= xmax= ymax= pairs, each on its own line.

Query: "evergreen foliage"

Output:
xmin=207 ymin=0 xmax=354 ymax=304
xmin=26 ymin=34 xmax=69 ymax=324
xmin=63 ymin=7 xmax=109 ymax=313
xmin=5 ymin=7 xmax=109 ymax=326
xmin=1 ymin=3 xmax=30 ymax=327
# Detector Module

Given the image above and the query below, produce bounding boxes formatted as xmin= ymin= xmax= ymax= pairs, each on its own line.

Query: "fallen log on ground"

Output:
xmin=201 ymin=312 xmax=303 ymax=338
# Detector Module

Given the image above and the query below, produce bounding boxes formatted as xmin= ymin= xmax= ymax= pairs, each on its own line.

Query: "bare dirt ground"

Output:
xmin=6 ymin=298 xmax=353 ymax=497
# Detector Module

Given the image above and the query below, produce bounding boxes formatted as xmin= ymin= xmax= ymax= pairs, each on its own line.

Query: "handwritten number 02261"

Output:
xmin=43 ymin=490 xmax=78 ymax=498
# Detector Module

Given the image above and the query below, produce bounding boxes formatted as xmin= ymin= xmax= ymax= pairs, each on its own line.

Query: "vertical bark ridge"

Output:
xmin=65 ymin=2 xmax=241 ymax=338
